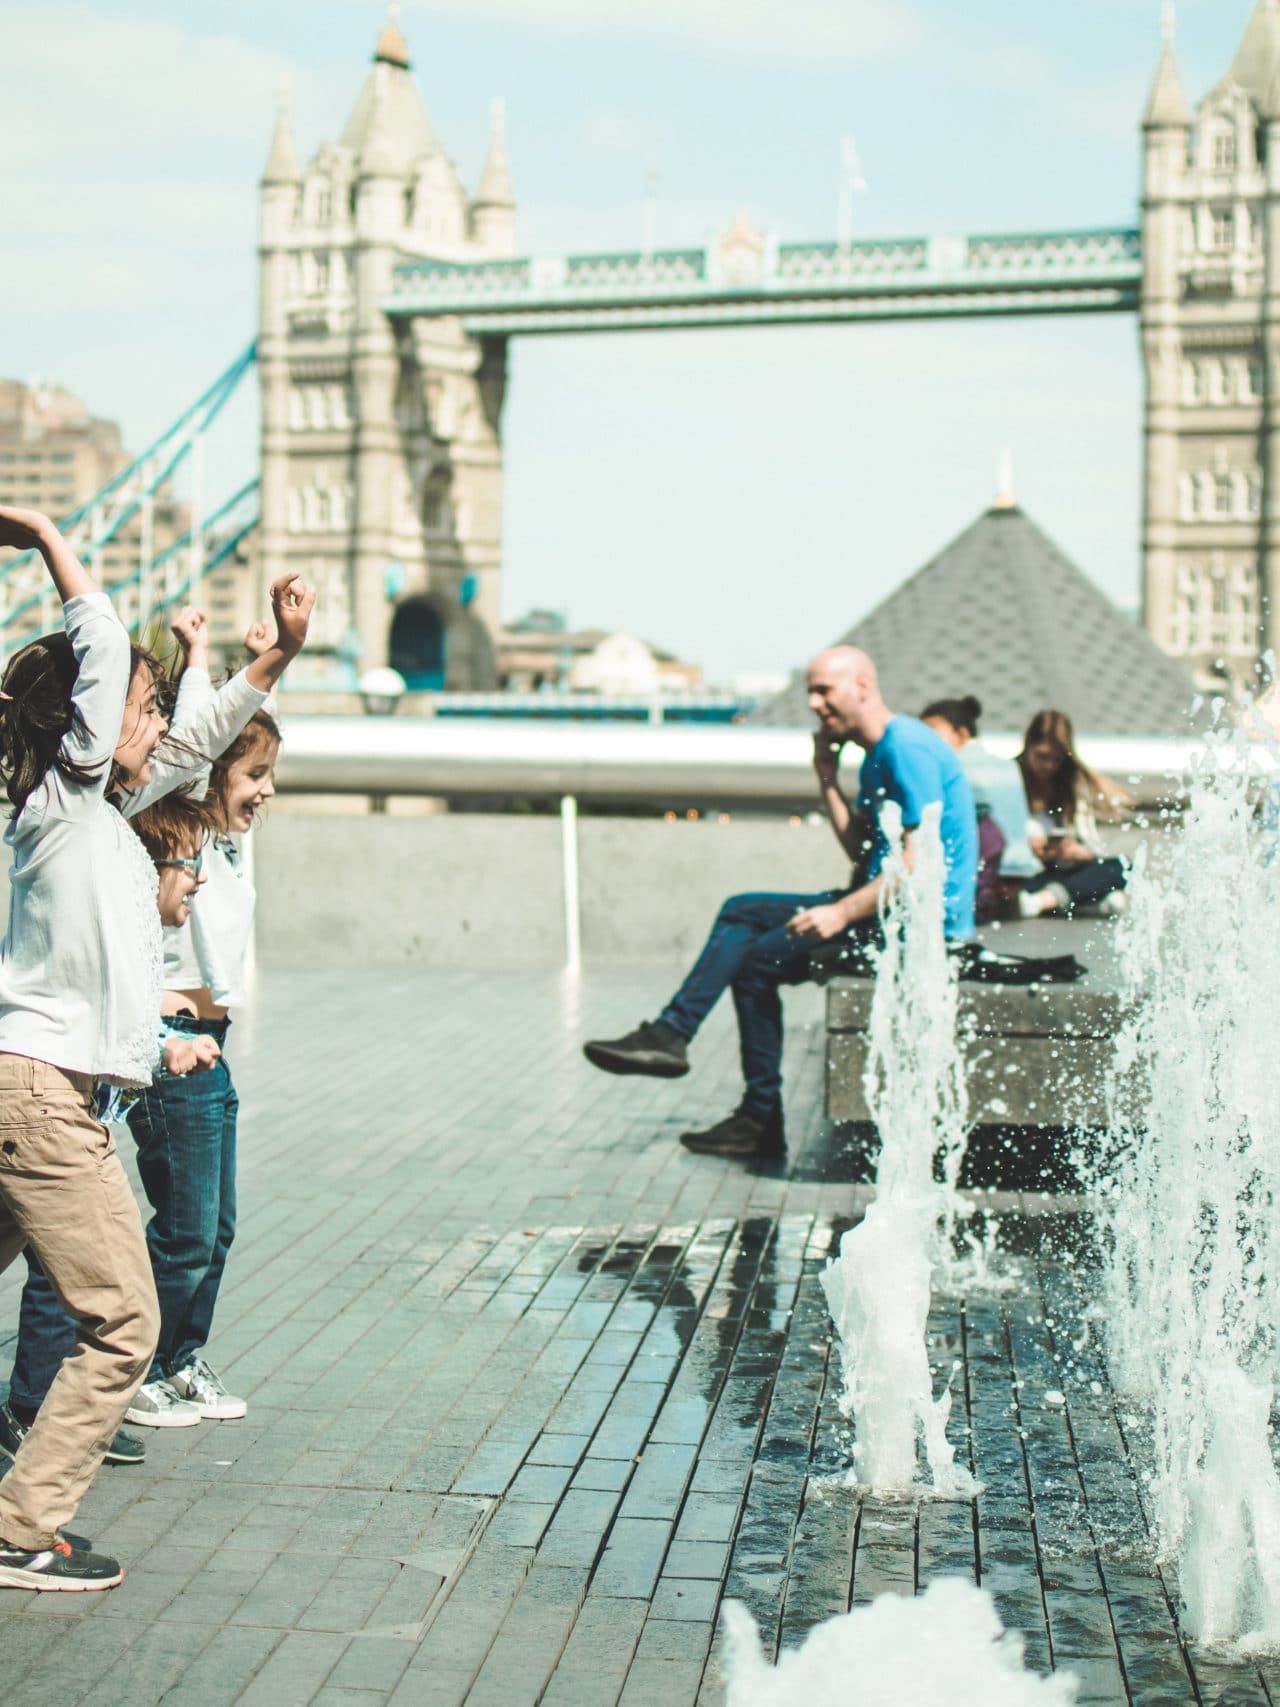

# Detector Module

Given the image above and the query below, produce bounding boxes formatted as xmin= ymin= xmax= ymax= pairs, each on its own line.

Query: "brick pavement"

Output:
xmin=0 ymin=969 xmax=1270 ymax=1706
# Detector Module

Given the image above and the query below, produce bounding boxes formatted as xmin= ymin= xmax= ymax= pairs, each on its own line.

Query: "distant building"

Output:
xmin=0 ymin=378 xmax=188 ymax=597
xmin=1141 ymin=1 xmax=1280 ymax=689
xmin=0 ymin=376 xmax=258 ymax=656
xmin=756 ymin=492 xmax=1198 ymax=736
xmin=498 ymin=609 xmax=701 ymax=695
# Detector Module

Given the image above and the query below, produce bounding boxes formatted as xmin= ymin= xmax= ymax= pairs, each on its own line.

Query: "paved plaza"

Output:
xmin=0 ymin=968 xmax=1273 ymax=1706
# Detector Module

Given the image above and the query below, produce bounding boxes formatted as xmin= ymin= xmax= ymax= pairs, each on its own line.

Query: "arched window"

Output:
xmin=1212 ymin=128 xmax=1238 ymax=173
xmin=1229 ymin=562 xmax=1259 ymax=655
xmin=389 ymin=600 xmax=447 ymax=690
xmin=1171 ymin=563 xmax=1201 ymax=655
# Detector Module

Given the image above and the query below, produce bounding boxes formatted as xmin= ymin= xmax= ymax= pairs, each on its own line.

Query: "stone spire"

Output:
xmin=262 ymin=80 xmax=302 ymax=185
xmin=358 ymin=68 xmax=401 ymax=178
xmin=1231 ymin=0 xmax=1280 ymax=109
xmin=374 ymin=0 xmax=411 ymax=70
xmin=341 ymin=1 xmax=435 ymax=172
xmin=474 ymin=99 xmax=515 ymax=210
xmin=1144 ymin=3 xmax=1189 ymax=129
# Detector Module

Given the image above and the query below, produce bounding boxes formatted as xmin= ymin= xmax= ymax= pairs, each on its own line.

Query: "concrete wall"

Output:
xmin=577 ymin=818 xmax=848 ymax=968
xmin=254 ymin=812 xmax=568 ymax=968
xmin=253 ymin=810 xmax=852 ymax=970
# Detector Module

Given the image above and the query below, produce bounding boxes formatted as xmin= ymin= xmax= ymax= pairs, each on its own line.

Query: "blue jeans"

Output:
xmin=7 ymin=1020 xmax=239 ymax=1408
xmin=659 ymin=890 xmax=878 ymax=1120
xmin=8 ymin=1248 xmax=75 ymax=1417
xmin=128 ymin=1019 xmax=238 ymax=1381
xmin=1024 ymin=857 xmax=1126 ymax=909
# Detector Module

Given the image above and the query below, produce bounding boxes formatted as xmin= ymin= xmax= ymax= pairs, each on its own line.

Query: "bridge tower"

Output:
xmin=257 ymin=10 xmax=512 ymax=687
xmin=1140 ymin=0 xmax=1280 ymax=691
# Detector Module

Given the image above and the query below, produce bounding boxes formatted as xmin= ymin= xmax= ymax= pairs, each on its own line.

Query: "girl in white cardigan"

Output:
xmin=0 ymin=505 xmax=313 ymax=1592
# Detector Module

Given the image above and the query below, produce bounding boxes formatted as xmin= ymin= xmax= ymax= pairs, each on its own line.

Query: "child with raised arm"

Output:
xmin=0 ymin=505 xmax=182 ymax=1590
xmin=124 ymin=621 xmax=299 ymax=1426
xmin=0 ymin=587 xmax=315 ymax=1451
xmin=0 ymin=793 xmax=220 ymax=1468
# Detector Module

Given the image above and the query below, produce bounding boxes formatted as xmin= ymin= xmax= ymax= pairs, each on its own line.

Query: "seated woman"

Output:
xmin=921 ymin=695 xmax=1039 ymax=923
xmin=1014 ymin=708 xmax=1128 ymax=918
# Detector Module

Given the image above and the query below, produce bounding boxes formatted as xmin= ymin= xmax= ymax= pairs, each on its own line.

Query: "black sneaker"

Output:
xmin=680 ymin=1107 xmax=786 ymax=1159
xmin=583 ymin=1020 xmax=689 ymax=1079
xmin=0 ymin=1536 xmax=123 ymax=1592
xmin=0 ymin=1401 xmax=144 ymax=1467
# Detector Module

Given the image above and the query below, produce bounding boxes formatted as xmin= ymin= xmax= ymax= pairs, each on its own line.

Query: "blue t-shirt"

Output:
xmin=854 ymin=716 xmax=979 ymax=940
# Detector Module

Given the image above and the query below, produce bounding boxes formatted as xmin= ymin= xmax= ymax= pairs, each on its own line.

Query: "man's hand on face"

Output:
xmin=812 ymin=731 xmax=844 ymax=783
xmin=786 ymin=901 xmax=849 ymax=942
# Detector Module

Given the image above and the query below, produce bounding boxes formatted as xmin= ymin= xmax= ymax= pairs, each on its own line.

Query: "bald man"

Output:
xmin=583 ymin=647 xmax=979 ymax=1159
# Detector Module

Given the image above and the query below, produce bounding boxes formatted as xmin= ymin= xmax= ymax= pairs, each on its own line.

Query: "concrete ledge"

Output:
xmin=825 ymin=920 xmax=1124 ymax=1127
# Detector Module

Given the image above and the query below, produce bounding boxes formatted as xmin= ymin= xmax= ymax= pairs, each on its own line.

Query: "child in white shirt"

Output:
xmin=125 ymin=700 xmax=282 ymax=1425
xmin=0 ymin=506 xmax=183 ymax=1591
xmin=0 ymin=505 xmax=314 ymax=1591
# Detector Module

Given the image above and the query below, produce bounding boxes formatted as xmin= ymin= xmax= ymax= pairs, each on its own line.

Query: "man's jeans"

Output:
xmin=659 ymin=890 xmax=878 ymax=1119
xmin=9 ymin=1023 xmax=239 ymax=1405
xmin=128 ymin=1020 xmax=238 ymax=1381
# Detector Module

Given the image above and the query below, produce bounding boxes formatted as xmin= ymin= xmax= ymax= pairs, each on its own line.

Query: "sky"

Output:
xmin=0 ymin=0 xmax=1259 ymax=684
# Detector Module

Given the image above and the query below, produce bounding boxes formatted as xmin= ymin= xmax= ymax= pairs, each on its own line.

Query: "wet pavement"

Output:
xmin=0 ymin=968 xmax=1273 ymax=1705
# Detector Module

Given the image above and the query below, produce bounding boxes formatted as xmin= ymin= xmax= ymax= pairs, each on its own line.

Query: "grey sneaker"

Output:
xmin=125 ymin=1379 xmax=202 ymax=1429
xmin=170 ymin=1357 xmax=247 ymax=1421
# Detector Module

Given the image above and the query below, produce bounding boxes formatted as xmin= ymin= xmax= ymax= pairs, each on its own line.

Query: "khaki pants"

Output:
xmin=0 ymin=1054 xmax=158 ymax=1549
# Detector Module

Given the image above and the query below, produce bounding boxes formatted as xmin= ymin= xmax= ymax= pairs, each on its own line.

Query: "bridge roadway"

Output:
xmin=0 ymin=966 xmax=1267 ymax=1706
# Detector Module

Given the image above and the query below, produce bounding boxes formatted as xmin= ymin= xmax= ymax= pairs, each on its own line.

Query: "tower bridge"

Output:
xmin=3 ymin=3 xmax=1277 ymax=701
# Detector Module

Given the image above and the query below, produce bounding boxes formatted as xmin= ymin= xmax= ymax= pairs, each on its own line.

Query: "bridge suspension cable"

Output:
xmin=0 ymin=342 xmax=260 ymax=641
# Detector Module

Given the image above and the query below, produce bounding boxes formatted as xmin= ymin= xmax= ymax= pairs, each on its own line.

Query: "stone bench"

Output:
xmin=824 ymin=920 xmax=1124 ymax=1129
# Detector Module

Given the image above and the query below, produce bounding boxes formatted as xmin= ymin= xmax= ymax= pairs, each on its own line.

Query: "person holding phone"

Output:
xmin=1014 ymin=708 xmax=1129 ymax=918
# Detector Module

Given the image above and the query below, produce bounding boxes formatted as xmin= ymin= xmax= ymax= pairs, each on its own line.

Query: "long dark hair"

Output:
xmin=1016 ymin=708 xmax=1114 ymax=819
xmin=0 ymin=631 xmax=162 ymax=813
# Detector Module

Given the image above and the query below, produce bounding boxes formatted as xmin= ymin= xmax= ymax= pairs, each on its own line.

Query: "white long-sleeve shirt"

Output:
xmin=0 ymin=605 xmax=269 ymax=1085
xmin=157 ymin=673 xmax=269 ymax=1008
xmin=125 ymin=664 xmax=267 ymax=818
xmin=163 ymin=833 xmax=255 ymax=1008
xmin=0 ymin=593 xmax=164 ymax=1085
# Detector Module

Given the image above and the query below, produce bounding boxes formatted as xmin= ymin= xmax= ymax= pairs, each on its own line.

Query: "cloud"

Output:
xmin=407 ymin=0 xmax=926 ymax=68
xmin=956 ymin=37 xmax=1144 ymax=147
xmin=4 ymin=6 xmax=292 ymax=175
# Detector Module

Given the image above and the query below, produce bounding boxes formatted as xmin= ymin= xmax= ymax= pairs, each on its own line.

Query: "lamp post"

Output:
xmin=358 ymin=666 xmax=407 ymax=716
